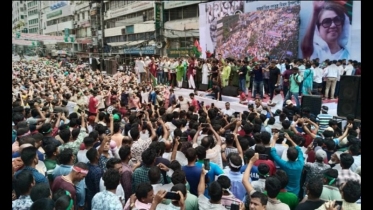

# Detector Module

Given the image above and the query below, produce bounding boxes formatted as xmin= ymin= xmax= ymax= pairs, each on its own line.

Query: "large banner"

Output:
xmin=215 ymin=3 xmax=300 ymax=60
xmin=243 ymin=1 xmax=361 ymax=62
xmin=199 ymin=1 xmax=245 ymax=58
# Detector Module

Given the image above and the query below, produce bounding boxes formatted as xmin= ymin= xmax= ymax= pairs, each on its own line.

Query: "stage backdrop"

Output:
xmin=243 ymin=1 xmax=360 ymax=62
xmin=199 ymin=1 xmax=245 ymax=58
xmin=214 ymin=3 xmax=300 ymax=61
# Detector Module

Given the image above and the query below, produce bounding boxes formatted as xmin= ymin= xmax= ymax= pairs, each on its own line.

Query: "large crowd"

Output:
xmin=216 ymin=5 xmax=301 ymax=60
xmin=12 ymin=54 xmax=361 ymax=210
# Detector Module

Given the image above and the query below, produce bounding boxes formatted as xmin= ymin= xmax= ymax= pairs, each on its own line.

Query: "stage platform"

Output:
xmin=173 ymin=88 xmax=338 ymax=116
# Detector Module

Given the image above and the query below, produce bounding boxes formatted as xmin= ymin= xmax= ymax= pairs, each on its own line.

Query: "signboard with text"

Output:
xmin=154 ymin=2 xmax=162 ymax=29
xmin=164 ymin=1 xmax=204 ymax=10
xmin=123 ymin=46 xmax=155 ymax=55
xmin=167 ymin=48 xmax=193 ymax=58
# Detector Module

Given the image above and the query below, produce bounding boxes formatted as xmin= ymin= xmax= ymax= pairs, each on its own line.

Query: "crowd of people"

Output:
xmin=216 ymin=5 xmax=301 ymax=61
xmin=12 ymin=53 xmax=361 ymax=210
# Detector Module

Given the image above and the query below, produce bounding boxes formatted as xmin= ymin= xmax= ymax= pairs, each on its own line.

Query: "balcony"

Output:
xmin=44 ymin=20 xmax=74 ymax=34
xmin=114 ymin=16 xmax=143 ymax=27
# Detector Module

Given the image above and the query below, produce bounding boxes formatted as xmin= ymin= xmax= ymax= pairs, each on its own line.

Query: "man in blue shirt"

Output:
xmin=252 ymin=62 xmax=264 ymax=99
xmin=240 ymin=149 xmax=259 ymax=181
xmin=238 ymin=60 xmax=248 ymax=95
xmin=15 ymin=146 xmax=48 ymax=184
xmin=270 ymin=133 xmax=304 ymax=196
xmin=195 ymin=146 xmax=224 ymax=198
xmin=223 ymin=153 xmax=246 ymax=201
xmin=182 ymin=147 xmax=202 ymax=196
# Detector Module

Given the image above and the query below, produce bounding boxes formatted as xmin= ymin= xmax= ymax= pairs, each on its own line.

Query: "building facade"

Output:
xmin=162 ymin=1 xmax=203 ymax=57
xmin=41 ymin=1 xmax=76 ymax=56
xmin=12 ymin=1 xmax=28 ymax=33
xmin=103 ymin=1 xmax=158 ymax=59
xmin=26 ymin=1 xmax=42 ymax=34
xmin=72 ymin=1 xmax=92 ymax=58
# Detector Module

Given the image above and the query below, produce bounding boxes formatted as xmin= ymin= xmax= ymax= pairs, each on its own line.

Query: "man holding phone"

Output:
xmin=149 ymin=184 xmax=186 ymax=210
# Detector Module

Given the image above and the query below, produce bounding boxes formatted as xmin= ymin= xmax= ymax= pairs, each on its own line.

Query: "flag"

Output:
xmin=150 ymin=74 xmax=157 ymax=87
xmin=194 ymin=40 xmax=202 ymax=52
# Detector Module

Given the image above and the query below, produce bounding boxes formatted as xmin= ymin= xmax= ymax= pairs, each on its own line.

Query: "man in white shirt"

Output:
xmin=312 ymin=62 xmax=323 ymax=95
xmin=98 ymin=158 xmax=126 ymax=205
xmin=334 ymin=60 xmax=344 ymax=98
xmin=323 ymin=60 xmax=340 ymax=99
xmin=137 ymin=57 xmax=146 ymax=83
xmin=221 ymin=102 xmax=235 ymax=116
xmin=267 ymin=88 xmax=284 ymax=115
xmin=344 ymin=60 xmax=354 ymax=76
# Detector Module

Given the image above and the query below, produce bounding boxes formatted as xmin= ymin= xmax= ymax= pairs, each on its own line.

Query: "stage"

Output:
xmin=173 ymin=88 xmax=338 ymax=117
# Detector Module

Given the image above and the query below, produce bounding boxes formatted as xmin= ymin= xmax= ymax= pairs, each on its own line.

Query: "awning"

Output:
xmin=76 ymin=39 xmax=93 ymax=44
xmin=126 ymin=40 xmax=156 ymax=47
xmin=12 ymin=33 xmax=64 ymax=41
xmin=107 ymin=42 xmax=129 ymax=47
xmin=12 ymin=39 xmax=33 ymax=46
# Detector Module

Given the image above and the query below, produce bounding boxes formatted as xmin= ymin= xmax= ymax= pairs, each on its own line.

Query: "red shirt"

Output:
xmin=254 ymin=159 xmax=276 ymax=176
xmin=148 ymin=62 xmax=156 ymax=76
xmin=302 ymin=133 xmax=313 ymax=148
xmin=88 ymin=96 xmax=98 ymax=114
xmin=239 ymin=92 xmax=247 ymax=101
xmin=307 ymin=150 xmax=329 ymax=163
xmin=52 ymin=176 xmax=77 ymax=204
xmin=187 ymin=62 xmax=194 ymax=78
xmin=190 ymin=98 xmax=199 ymax=112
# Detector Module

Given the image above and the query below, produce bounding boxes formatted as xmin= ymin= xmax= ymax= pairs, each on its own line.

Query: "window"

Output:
xmin=128 ymin=34 xmax=135 ymax=41
xmin=82 ymin=12 xmax=85 ymax=20
xmin=169 ymin=8 xmax=182 ymax=21
xmin=183 ymin=4 xmax=198 ymax=19
xmin=146 ymin=8 xmax=154 ymax=21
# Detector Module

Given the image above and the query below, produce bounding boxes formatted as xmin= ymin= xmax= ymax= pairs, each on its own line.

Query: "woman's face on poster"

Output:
xmin=318 ymin=10 xmax=343 ymax=44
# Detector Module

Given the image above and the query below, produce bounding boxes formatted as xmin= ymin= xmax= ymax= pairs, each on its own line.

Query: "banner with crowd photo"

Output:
xmin=198 ymin=1 xmax=245 ymax=59
xmin=244 ymin=1 xmax=361 ymax=62
xmin=214 ymin=2 xmax=301 ymax=61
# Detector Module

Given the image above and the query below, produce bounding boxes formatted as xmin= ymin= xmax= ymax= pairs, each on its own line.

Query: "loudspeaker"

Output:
xmin=337 ymin=76 xmax=361 ymax=119
xmin=199 ymin=84 xmax=208 ymax=91
xmin=222 ymin=86 xmax=239 ymax=97
xmin=301 ymin=95 xmax=322 ymax=116
xmin=182 ymin=81 xmax=188 ymax=88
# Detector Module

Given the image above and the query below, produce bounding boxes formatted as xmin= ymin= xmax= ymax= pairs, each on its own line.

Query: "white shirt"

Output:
xmin=141 ymin=91 xmax=149 ymax=103
xmin=66 ymin=101 xmax=76 ymax=115
xmin=178 ymin=99 xmax=189 ymax=112
xmin=138 ymin=60 xmax=145 ymax=73
xmin=270 ymin=94 xmax=283 ymax=114
xmin=152 ymin=183 xmax=173 ymax=195
xmin=99 ymin=178 xmax=125 ymax=203
xmin=313 ymin=67 xmax=323 ymax=83
xmin=162 ymin=151 xmax=188 ymax=166
xmin=165 ymin=122 xmax=177 ymax=133
xmin=344 ymin=64 xmax=354 ymax=75
xmin=77 ymin=149 xmax=89 ymax=163
xmin=221 ymin=108 xmax=235 ymax=116
xmin=350 ymin=155 xmax=361 ymax=172
xmin=323 ymin=64 xmax=340 ymax=78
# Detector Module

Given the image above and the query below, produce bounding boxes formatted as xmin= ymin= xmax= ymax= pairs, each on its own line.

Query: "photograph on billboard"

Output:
xmin=199 ymin=1 xmax=245 ymax=58
xmin=243 ymin=1 xmax=360 ymax=62
xmin=215 ymin=3 xmax=300 ymax=60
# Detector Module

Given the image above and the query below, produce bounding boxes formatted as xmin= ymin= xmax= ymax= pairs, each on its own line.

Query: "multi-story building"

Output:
xmin=42 ymin=1 xmax=74 ymax=37
xmin=103 ymin=1 xmax=159 ymax=61
xmin=26 ymin=1 xmax=42 ymax=34
xmin=72 ymin=1 xmax=92 ymax=59
xmin=41 ymin=1 xmax=76 ymax=56
xmin=162 ymin=1 xmax=203 ymax=57
xmin=12 ymin=1 xmax=28 ymax=33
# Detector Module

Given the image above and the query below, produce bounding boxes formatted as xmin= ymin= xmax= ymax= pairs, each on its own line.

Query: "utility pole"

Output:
xmin=99 ymin=1 xmax=105 ymax=72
